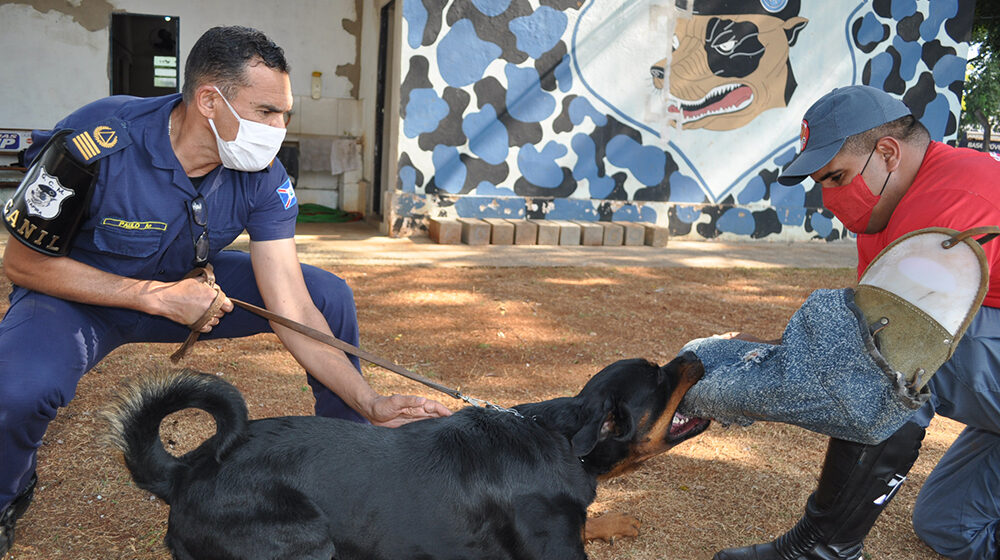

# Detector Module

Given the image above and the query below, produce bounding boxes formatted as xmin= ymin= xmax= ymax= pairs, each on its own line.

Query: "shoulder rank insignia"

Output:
xmin=65 ymin=117 xmax=131 ymax=165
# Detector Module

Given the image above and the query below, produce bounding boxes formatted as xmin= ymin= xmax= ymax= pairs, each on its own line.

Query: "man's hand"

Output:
xmin=2 ymin=239 xmax=232 ymax=332
xmin=368 ymin=394 xmax=453 ymax=428
xmin=152 ymin=277 xmax=234 ymax=332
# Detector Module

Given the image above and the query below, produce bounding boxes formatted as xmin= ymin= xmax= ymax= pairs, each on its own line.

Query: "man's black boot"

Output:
xmin=714 ymin=422 xmax=925 ymax=560
xmin=0 ymin=473 xmax=38 ymax=557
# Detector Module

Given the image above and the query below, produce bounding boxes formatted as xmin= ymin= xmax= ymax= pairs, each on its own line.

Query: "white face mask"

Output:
xmin=208 ymin=86 xmax=287 ymax=172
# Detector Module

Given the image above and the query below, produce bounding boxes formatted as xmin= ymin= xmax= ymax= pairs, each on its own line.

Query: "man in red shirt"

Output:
xmin=713 ymin=86 xmax=1000 ymax=560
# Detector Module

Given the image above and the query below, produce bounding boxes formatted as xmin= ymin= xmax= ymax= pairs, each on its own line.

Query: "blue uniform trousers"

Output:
xmin=0 ymin=250 xmax=365 ymax=509
xmin=909 ymin=304 xmax=1000 ymax=560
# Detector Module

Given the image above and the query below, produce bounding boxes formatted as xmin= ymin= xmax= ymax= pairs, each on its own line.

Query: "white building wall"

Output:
xmin=0 ymin=0 xmax=366 ymax=208
xmin=1 ymin=4 xmax=108 ymax=130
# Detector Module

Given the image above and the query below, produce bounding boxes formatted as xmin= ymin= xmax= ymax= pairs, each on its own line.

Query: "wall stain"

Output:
xmin=1 ymin=0 xmax=115 ymax=32
xmin=335 ymin=0 xmax=362 ymax=99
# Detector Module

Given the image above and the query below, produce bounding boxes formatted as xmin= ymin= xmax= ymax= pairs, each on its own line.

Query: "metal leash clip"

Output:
xmin=459 ymin=393 xmax=525 ymax=419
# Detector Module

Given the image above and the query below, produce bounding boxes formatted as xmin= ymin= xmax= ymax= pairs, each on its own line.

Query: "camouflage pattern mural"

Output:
xmin=391 ymin=0 xmax=974 ymax=241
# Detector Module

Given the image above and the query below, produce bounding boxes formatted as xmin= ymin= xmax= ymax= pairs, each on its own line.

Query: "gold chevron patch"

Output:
xmin=72 ymin=132 xmax=101 ymax=161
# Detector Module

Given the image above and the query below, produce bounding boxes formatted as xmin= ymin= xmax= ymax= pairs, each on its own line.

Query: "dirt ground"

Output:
xmin=4 ymin=265 xmax=957 ymax=559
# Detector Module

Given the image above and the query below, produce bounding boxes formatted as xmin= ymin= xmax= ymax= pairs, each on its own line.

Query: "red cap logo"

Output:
xmin=799 ymin=119 xmax=810 ymax=152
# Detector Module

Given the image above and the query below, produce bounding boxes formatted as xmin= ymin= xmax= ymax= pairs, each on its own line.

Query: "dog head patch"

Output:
xmin=24 ymin=167 xmax=74 ymax=220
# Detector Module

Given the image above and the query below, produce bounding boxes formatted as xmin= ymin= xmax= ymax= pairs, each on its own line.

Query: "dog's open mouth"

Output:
xmin=668 ymin=412 xmax=710 ymax=442
xmin=667 ymin=83 xmax=754 ymax=124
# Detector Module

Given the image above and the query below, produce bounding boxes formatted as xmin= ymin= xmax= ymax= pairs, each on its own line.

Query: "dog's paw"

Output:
xmin=584 ymin=511 xmax=641 ymax=542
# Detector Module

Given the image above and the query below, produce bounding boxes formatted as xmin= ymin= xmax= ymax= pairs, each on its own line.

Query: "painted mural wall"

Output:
xmin=390 ymin=0 xmax=974 ymax=241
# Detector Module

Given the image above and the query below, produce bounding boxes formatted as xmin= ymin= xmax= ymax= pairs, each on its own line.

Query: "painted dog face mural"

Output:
xmin=397 ymin=0 xmax=972 ymax=243
xmin=652 ymin=7 xmax=807 ymax=130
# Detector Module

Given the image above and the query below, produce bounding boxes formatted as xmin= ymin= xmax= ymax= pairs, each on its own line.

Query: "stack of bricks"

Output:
xmin=428 ymin=217 xmax=668 ymax=247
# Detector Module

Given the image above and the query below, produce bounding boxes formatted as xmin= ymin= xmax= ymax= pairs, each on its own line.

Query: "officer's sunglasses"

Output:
xmin=188 ymin=196 xmax=209 ymax=267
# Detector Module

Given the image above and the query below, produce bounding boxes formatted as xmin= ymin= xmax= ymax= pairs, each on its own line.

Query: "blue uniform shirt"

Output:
xmin=24 ymin=94 xmax=297 ymax=281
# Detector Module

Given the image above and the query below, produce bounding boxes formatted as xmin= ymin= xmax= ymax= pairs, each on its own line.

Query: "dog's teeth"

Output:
xmin=672 ymin=413 xmax=689 ymax=426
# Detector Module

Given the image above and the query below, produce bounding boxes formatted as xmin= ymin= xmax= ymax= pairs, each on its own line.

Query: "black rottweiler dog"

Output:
xmin=104 ymin=354 xmax=709 ymax=559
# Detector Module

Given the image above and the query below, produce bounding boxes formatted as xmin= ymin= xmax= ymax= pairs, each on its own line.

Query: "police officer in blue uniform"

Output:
xmin=0 ymin=26 xmax=452 ymax=555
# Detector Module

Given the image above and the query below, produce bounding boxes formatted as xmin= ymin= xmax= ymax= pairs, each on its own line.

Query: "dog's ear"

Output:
xmin=569 ymin=398 xmax=636 ymax=456
xmin=608 ymin=398 xmax=636 ymax=443
xmin=569 ymin=407 xmax=605 ymax=456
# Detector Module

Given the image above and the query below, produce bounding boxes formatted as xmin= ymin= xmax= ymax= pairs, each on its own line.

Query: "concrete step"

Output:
xmin=428 ymin=217 xmax=461 ymax=245
xmin=482 ymin=218 xmax=515 ymax=245
xmin=429 ymin=217 xmax=670 ymax=248
xmin=457 ymin=217 xmax=490 ymax=245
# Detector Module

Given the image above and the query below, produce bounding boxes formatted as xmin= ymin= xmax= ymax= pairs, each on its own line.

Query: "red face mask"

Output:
xmin=821 ymin=145 xmax=891 ymax=234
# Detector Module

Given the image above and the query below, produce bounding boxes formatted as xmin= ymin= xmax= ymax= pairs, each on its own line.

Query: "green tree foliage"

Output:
xmin=961 ymin=2 xmax=1000 ymax=151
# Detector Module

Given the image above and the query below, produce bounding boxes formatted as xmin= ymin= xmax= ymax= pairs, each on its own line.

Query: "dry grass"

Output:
xmin=4 ymin=266 xmax=954 ymax=559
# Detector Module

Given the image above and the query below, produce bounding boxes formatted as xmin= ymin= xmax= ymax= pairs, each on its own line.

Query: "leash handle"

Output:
xmin=170 ymin=265 xmax=225 ymax=363
xmin=229 ymin=298 xmax=464 ymax=400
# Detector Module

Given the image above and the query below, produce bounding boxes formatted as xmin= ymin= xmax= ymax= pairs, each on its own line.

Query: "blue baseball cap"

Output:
xmin=777 ymin=85 xmax=911 ymax=186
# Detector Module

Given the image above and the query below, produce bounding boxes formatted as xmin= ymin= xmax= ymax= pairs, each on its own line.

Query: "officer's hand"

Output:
xmin=162 ymin=278 xmax=234 ymax=331
xmin=368 ymin=394 xmax=453 ymax=428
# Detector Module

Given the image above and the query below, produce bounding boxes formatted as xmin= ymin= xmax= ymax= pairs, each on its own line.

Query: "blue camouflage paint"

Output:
xmin=547 ymin=198 xmax=599 ymax=220
xmin=772 ymin=183 xmax=806 ymax=226
xmin=518 ymin=142 xmax=566 ymax=188
xmin=811 ymin=212 xmax=835 ymax=238
xmin=675 ymin=206 xmax=702 ymax=224
xmin=717 ymin=208 xmax=756 ymax=235
xmin=404 ymin=89 xmax=450 ymax=138
xmin=470 ymin=0 xmax=510 ymax=17
xmin=432 ymin=145 xmax=467 ymax=194
xmin=773 ymin=147 xmax=796 ymax=167
xmin=919 ymin=0 xmax=958 ymax=42
xmin=933 ymin=54 xmax=967 ymax=87
xmin=475 ymin=181 xmax=518 ymax=197
xmin=738 ymin=175 xmax=767 ymax=204
xmin=889 ymin=0 xmax=917 ymax=20
xmin=868 ymin=52 xmax=894 ymax=90
xmin=505 ymin=65 xmax=556 ymax=123
xmin=667 ymin=171 xmax=704 ymax=203
xmin=605 ymin=135 xmax=665 ymax=187
xmin=920 ymin=94 xmax=951 ymax=141
xmin=857 ymin=13 xmax=886 ymax=46
xmin=571 ymin=134 xmax=616 ymax=198
xmin=568 ymin=96 xmax=607 ymax=127
xmin=555 ymin=54 xmax=574 ymax=92
xmin=438 ymin=19 xmax=502 ymax=87
xmin=464 ymin=104 xmax=509 ymax=165
xmin=399 ymin=165 xmax=418 ymax=193
xmin=892 ymin=35 xmax=922 ymax=81
xmin=612 ymin=204 xmax=657 ymax=222
xmin=455 ymin=195 xmax=525 ymax=218
xmin=403 ymin=0 xmax=428 ymax=49
xmin=509 ymin=7 xmax=567 ymax=58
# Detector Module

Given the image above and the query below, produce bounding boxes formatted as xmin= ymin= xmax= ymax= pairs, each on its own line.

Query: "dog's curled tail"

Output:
xmin=101 ymin=369 xmax=249 ymax=502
